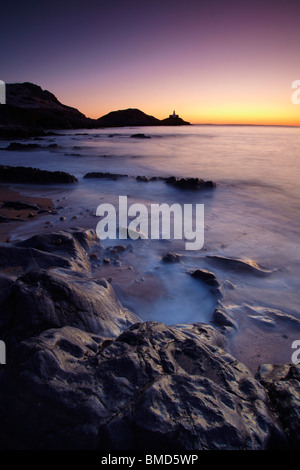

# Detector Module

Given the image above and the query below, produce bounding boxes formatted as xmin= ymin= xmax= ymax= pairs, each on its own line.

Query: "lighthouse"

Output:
xmin=169 ymin=110 xmax=179 ymax=119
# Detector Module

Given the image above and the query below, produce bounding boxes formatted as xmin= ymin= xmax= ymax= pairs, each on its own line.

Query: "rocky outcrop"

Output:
xmin=83 ymin=172 xmax=128 ymax=180
xmin=96 ymin=108 xmax=190 ymax=127
xmin=0 ymin=82 xmax=93 ymax=133
xmin=190 ymin=269 xmax=223 ymax=299
xmin=256 ymin=364 xmax=300 ymax=449
xmin=97 ymin=108 xmax=161 ymax=127
xmin=0 ymin=165 xmax=78 ymax=184
xmin=0 ymin=319 xmax=287 ymax=450
xmin=206 ymin=255 xmax=274 ymax=276
xmin=0 ymin=83 xmax=190 ymax=137
xmin=160 ymin=116 xmax=190 ymax=126
xmin=166 ymin=176 xmax=216 ymax=190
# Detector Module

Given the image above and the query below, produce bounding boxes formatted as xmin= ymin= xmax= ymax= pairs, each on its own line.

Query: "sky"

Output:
xmin=1 ymin=0 xmax=300 ymax=125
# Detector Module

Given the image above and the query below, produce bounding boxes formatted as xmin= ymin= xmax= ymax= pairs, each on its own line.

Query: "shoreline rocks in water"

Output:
xmin=0 ymin=164 xmax=78 ymax=184
xmin=0 ymin=227 xmax=298 ymax=449
xmin=83 ymin=172 xmax=216 ymax=189
xmin=83 ymin=171 xmax=128 ymax=180
xmin=165 ymin=176 xmax=216 ymax=190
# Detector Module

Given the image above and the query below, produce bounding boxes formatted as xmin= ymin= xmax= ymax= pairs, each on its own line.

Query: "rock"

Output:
xmin=212 ymin=308 xmax=237 ymax=330
xmin=1 ymin=201 xmax=41 ymax=211
xmin=14 ymin=228 xmax=98 ymax=273
xmin=0 ymin=268 xmax=138 ymax=346
xmin=113 ymin=245 xmax=127 ymax=253
xmin=256 ymin=364 xmax=300 ymax=448
xmin=96 ymin=108 xmax=161 ymax=127
xmin=206 ymin=255 xmax=274 ymax=276
xmin=0 ymin=165 xmax=78 ymax=184
xmin=3 ymin=142 xmax=43 ymax=151
xmin=83 ymin=172 xmax=128 ymax=180
xmin=136 ymin=175 xmax=150 ymax=182
xmin=27 ymin=212 xmax=35 ymax=218
xmin=162 ymin=252 xmax=181 ymax=263
xmin=0 ymin=82 xmax=93 ymax=131
xmin=0 ymin=321 xmax=286 ymax=449
xmin=223 ymin=280 xmax=236 ymax=290
xmin=190 ymin=269 xmax=223 ymax=298
xmin=130 ymin=133 xmax=151 ymax=139
xmin=244 ymin=305 xmax=300 ymax=329
xmin=0 ymin=215 xmax=25 ymax=223
xmin=165 ymin=176 xmax=216 ymax=190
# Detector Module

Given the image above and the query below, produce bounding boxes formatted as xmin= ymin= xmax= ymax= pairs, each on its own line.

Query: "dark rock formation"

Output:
xmin=1 ymin=201 xmax=41 ymax=211
xmin=0 ymin=165 xmax=77 ymax=184
xmin=207 ymin=255 xmax=274 ymax=276
xmin=162 ymin=252 xmax=181 ymax=263
xmin=212 ymin=308 xmax=238 ymax=331
xmin=166 ymin=176 xmax=216 ymax=190
xmin=0 ymin=227 xmax=297 ymax=450
xmin=0 ymin=82 xmax=93 ymax=134
xmin=130 ymin=133 xmax=151 ymax=138
xmin=256 ymin=364 xmax=300 ymax=449
xmin=0 ymin=83 xmax=190 ymax=137
xmin=136 ymin=175 xmax=150 ymax=182
xmin=0 ymin=215 xmax=25 ymax=223
xmin=1 ymin=142 xmax=59 ymax=151
xmin=83 ymin=172 xmax=128 ymax=180
xmin=0 ymin=319 xmax=287 ymax=450
xmin=160 ymin=116 xmax=190 ymax=126
xmin=96 ymin=108 xmax=161 ymax=127
xmin=190 ymin=269 xmax=223 ymax=298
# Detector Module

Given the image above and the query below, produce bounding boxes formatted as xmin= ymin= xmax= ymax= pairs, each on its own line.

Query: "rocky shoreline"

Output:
xmin=0 ymin=224 xmax=299 ymax=449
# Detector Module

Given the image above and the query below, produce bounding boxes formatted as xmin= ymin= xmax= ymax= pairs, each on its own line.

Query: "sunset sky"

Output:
xmin=1 ymin=0 xmax=300 ymax=125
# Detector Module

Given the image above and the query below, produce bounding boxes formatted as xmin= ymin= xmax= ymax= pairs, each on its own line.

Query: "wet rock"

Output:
xmin=83 ymin=172 xmax=128 ymax=180
xmin=136 ymin=175 xmax=150 ymax=182
xmin=0 ymin=165 xmax=78 ymax=184
xmin=256 ymin=364 xmax=300 ymax=448
xmin=190 ymin=269 xmax=223 ymax=298
xmin=207 ymin=255 xmax=274 ymax=276
xmin=0 ymin=269 xmax=137 ymax=347
xmin=212 ymin=308 xmax=237 ymax=330
xmin=3 ymin=142 xmax=43 ymax=151
xmin=165 ymin=177 xmax=216 ymax=190
xmin=130 ymin=133 xmax=151 ymax=138
xmin=0 ymin=321 xmax=286 ymax=450
xmin=14 ymin=228 xmax=98 ymax=273
xmin=162 ymin=252 xmax=181 ymax=263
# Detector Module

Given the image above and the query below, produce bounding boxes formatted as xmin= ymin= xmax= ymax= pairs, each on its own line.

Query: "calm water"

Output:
xmin=1 ymin=125 xmax=300 ymax=342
